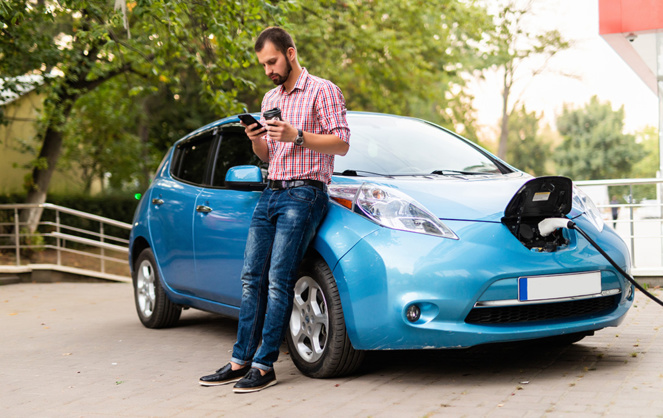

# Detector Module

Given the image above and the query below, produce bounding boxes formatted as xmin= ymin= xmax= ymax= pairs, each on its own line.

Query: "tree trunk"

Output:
xmin=497 ymin=70 xmax=510 ymax=160
xmin=17 ymin=57 xmax=133 ymax=233
xmin=20 ymin=100 xmax=74 ymax=233
xmin=139 ymin=98 xmax=151 ymax=192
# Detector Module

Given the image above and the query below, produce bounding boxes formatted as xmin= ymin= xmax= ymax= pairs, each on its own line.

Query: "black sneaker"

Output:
xmin=199 ymin=363 xmax=250 ymax=386
xmin=232 ymin=368 xmax=277 ymax=393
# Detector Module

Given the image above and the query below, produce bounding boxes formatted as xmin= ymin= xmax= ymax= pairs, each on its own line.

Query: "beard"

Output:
xmin=270 ymin=60 xmax=292 ymax=86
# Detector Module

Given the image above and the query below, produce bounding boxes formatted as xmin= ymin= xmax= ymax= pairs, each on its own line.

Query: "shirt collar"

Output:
xmin=281 ymin=67 xmax=309 ymax=95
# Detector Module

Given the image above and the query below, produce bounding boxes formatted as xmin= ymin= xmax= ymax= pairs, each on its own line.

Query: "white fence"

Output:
xmin=575 ymin=178 xmax=663 ymax=277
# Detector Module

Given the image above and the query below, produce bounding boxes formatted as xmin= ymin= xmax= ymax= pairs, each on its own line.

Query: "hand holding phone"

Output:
xmin=238 ymin=114 xmax=265 ymax=132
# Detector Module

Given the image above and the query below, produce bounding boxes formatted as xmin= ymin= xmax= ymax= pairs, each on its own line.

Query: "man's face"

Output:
xmin=256 ymin=41 xmax=292 ymax=86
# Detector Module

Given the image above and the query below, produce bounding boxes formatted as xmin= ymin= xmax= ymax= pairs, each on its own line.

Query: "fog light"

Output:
xmin=406 ymin=305 xmax=421 ymax=323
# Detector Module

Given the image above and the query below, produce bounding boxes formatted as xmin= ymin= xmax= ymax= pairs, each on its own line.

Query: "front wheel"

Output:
xmin=286 ymin=257 xmax=364 ymax=378
xmin=133 ymin=248 xmax=181 ymax=328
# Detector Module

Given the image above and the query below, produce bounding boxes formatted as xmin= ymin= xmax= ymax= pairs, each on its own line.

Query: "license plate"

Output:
xmin=518 ymin=271 xmax=601 ymax=302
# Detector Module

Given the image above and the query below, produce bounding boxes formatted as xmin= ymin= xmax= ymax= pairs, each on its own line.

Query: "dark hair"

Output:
xmin=254 ymin=27 xmax=295 ymax=55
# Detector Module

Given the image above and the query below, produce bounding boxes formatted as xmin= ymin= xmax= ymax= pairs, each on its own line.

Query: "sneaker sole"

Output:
xmin=232 ymin=379 xmax=278 ymax=393
xmin=198 ymin=377 xmax=243 ymax=387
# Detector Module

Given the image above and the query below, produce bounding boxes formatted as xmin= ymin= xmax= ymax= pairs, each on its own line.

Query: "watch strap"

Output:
xmin=294 ymin=129 xmax=304 ymax=146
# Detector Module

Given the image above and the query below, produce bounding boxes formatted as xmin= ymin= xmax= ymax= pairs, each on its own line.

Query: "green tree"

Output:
xmin=630 ymin=125 xmax=659 ymax=179
xmin=0 ymin=0 xmax=285 ymax=231
xmin=61 ymin=78 xmax=143 ymax=193
xmin=554 ymin=96 xmax=644 ymax=180
xmin=628 ymin=125 xmax=659 ymax=201
xmin=487 ymin=0 xmax=570 ymax=160
xmin=505 ymin=105 xmax=552 ymax=176
xmin=275 ymin=0 xmax=494 ymax=133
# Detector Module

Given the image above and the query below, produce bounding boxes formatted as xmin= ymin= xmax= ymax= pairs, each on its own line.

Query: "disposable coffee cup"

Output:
xmin=263 ymin=107 xmax=282 ymax=121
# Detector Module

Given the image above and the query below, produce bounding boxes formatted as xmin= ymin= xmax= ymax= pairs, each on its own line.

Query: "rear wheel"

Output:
xmin=133 ymin=248 xmax=181 ymax=328
xmin=286 ymin=257 xmax=364 ymax=378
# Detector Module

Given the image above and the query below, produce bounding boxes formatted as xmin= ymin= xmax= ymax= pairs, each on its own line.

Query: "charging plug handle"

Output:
xmin=538 ymin=218 xmax=574 ymax=237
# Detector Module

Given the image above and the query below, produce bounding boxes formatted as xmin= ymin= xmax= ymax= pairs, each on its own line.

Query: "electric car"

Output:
xmin=129 ymin=112 xmax=634 ymax=378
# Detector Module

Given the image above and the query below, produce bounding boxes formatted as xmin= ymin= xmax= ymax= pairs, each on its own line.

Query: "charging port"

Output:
xmin=502 ymin=177 xmax=573 ymax=252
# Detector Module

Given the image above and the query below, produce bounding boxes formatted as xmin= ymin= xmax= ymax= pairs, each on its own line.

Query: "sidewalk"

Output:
xmin=2 ymin=281 xmax=663 ymax=417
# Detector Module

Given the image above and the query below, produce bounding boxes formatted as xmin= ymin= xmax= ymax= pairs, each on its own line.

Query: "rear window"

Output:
xmin=171 ymin=133 xmax=214 ymax=185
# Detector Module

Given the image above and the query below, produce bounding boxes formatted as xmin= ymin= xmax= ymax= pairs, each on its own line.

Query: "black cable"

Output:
xmin=569 ymin=221 xmax=663 ymax=308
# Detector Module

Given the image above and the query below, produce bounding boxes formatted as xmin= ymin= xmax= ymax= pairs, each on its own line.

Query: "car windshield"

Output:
xmin=334 ymin=114 xmax=506 ymax=176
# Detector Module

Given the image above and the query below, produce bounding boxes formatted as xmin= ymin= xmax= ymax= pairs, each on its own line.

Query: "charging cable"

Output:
xmin=538 ymin=218 xmax=663 ymax=307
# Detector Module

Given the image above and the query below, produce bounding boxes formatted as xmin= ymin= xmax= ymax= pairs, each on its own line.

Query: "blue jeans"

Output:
xmin=231 ymin=186 xmax=328 ymax=371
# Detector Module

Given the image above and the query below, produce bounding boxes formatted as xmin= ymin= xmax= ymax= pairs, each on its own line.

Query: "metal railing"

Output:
xmin=575 ymin=178 xmax=663 ymax=277
xmin=0 ymin=203 xmax=132 ymax=281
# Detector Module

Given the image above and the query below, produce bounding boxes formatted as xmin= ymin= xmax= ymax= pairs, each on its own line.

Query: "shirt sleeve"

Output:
xmin=315 ymin=81 xmax=351 ymax=144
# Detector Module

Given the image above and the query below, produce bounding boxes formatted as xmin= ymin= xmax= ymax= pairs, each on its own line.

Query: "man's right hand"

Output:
xmin=240 ymin=121 xmax=270 ymax=162
xmin=242 ymin=122 xmax=266 ymax=142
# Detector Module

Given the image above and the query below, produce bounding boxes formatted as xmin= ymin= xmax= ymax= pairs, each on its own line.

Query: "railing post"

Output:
xmin=100 ymin=222 xmax=105 ymax=273
xmin=56 ymin=209 xmax=61 ymax=266
xmin=14 ymin=207 xmax=20 ymax=266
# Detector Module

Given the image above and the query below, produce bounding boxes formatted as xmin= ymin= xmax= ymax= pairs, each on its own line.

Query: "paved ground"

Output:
xmin=2 ymin=281 xmax=663 ymax=417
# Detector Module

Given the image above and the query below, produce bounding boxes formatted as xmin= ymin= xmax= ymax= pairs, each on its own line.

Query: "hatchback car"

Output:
xmin=129 ymin=112 xmax=633 ymax=378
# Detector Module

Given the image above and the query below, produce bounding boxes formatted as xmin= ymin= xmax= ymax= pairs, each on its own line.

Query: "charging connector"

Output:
xmin=538 ymin=218 xmax=574 ymax=237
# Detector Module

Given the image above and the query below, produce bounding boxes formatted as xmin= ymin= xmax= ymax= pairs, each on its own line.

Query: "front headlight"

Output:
xmin=329 ymin=183 xmax=458 ymax=239
xmin=572 ymin=185 xmax=604 ymax=233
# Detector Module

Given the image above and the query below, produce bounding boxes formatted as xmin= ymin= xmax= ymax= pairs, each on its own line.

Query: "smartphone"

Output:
xmin=238 ymin=114 xmax=264 ymax=131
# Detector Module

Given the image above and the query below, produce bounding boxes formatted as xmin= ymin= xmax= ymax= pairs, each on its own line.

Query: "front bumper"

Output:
xmin=332 ymin=217 xmax=633 ymax=350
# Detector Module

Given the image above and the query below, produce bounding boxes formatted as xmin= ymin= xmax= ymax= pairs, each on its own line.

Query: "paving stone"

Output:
xmin=2 ymin=282 xmax=663 ymax=417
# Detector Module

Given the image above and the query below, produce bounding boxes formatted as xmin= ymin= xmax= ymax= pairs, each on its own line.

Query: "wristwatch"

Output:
xmin=294 ymin=129 xmax=304 ymax=146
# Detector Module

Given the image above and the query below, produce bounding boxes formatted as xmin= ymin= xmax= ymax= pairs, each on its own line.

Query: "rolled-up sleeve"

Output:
xmin=316 ymin=82 xmax=351 ymax=144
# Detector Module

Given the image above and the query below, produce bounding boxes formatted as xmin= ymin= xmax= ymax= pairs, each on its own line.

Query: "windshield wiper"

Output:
xmin=334 ymin=169 xmax=392 ymax=177
xmin=431 ymin=169 xmax=488 ymax=176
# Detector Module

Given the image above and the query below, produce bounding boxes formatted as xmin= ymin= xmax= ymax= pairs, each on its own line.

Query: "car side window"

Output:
xmin=172 ymin=133 xmax=215 ymax=185
xmin=211 ymin=129 xmax=263 ymax=187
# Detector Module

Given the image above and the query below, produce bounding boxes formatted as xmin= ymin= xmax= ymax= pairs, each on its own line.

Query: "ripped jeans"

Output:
xmin=231 ymin=185 xmax=328 ymax=371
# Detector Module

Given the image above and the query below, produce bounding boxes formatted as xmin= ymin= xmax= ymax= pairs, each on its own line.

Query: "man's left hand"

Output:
xmin=265 ymin=119 xmax=298 ymax=143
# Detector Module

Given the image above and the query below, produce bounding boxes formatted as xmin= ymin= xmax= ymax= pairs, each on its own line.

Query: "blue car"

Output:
xmin=129 ymin=112 xmax=633 ymax=378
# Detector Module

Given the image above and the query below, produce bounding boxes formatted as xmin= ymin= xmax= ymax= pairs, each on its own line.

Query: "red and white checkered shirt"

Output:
xmin=260 ymin=68 xmax=350 ymax=184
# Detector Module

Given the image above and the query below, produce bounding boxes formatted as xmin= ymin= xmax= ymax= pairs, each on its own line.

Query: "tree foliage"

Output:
xmin=275 ymin=0 xmax=493 ymax=133
xmin=486 ymin=0 xmax=570 ymax=160
xmin=1 ymin=0 xmax=286 ymax=230
xmin=2 ymin=0 xmax=505 ymax=229
xmin=504 ymin=105 xmax=552 ymax=176
xmin=630 ymin=125 xmax=659 ymax=179
xmin=553 ymin=96 xmax=644 ymax=180
xmin=233 ymin=0 xmax=496 ymax=139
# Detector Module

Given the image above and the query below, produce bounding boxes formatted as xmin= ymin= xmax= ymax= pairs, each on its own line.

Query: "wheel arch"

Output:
xmin=304 ymin=245 xmax=364 ymax=352
xmin=130 ymin=235 xmax=151 ymax=276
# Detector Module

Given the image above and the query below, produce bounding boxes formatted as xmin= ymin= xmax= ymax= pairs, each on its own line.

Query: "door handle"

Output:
xmin=196 ymin=205 xmax=212 ymax=213
xmin=152 ymin=198 xmax=164 ymax=205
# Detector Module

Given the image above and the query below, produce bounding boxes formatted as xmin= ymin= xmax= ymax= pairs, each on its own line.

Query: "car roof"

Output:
xmin=174 ymin=111 xmax=423 ymax=146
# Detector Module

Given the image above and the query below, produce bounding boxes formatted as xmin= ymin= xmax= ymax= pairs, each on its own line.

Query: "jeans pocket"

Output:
xmin=287 ymin=186 xmax=317 ymax=203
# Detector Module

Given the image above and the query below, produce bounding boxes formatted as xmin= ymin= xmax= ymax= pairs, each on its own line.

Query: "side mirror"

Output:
xmin=225 ymin=165 xmax=265 ymax=191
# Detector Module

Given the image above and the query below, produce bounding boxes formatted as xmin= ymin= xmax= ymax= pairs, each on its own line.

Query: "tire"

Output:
xmin=286 ymin=257 xmax=364 ymax=378
xmin=132 ymin=248 xmax=181 ymax=328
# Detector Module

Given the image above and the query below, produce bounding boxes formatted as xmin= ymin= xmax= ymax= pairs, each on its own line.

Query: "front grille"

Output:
xmin=465 ymin=295 xmax=620 ymax=324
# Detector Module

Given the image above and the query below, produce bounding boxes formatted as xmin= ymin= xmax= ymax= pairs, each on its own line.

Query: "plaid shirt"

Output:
xmin=260 ymin=68 xmax=350 ymax=184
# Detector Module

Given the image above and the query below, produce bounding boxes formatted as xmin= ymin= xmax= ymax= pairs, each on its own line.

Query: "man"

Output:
xmin=199 ymin=27 xmax=350 ymax=393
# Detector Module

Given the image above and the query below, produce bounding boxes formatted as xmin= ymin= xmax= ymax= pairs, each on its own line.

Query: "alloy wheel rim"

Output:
xmin=136 ymin=260 xmax=156 ymax=317
xmin=290 ymin=275 xmax=329 ymax=362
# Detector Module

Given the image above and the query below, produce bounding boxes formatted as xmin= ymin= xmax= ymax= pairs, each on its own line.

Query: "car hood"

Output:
xmin=332 ymin=172 xmax=533 ymax=222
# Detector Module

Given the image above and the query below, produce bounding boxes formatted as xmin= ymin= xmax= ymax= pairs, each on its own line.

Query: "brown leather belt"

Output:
xmin=268 ymin=179 xmax=326 ymax=191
